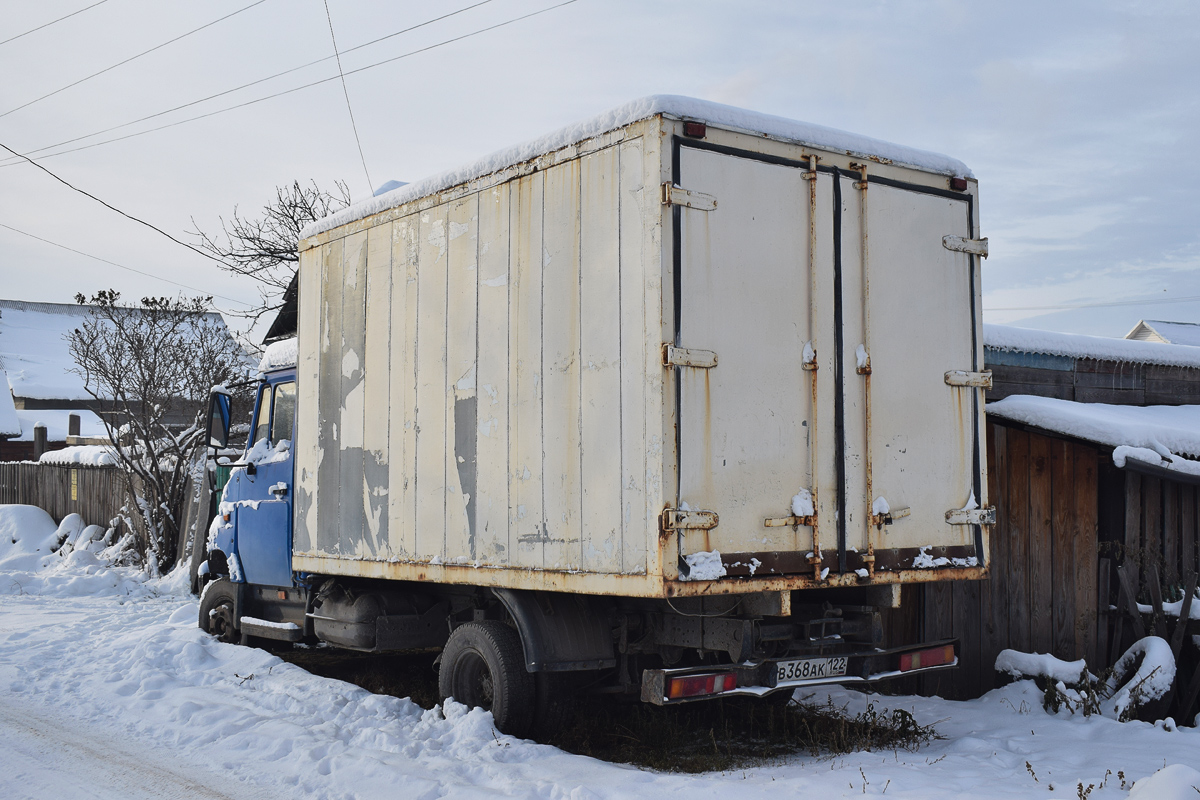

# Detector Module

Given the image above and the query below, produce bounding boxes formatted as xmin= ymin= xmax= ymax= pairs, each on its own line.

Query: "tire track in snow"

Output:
xmin=0 ymin=696 xmax=284 ymax=800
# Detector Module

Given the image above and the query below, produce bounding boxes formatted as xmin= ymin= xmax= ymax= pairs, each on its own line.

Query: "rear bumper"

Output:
xmin=640 ymin=638 xmax=958 ymax=705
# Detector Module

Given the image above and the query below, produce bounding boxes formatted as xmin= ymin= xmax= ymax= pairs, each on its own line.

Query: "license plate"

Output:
xmin=775 ymin=656 xmax=848 ymax=682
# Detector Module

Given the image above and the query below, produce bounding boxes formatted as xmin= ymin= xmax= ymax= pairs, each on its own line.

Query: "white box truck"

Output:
xmin=201 ymin=95 xmax=992 ymax=737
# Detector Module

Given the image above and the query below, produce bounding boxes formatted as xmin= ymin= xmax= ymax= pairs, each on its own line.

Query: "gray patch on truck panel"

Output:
xmin=339 ymin=445 xmax=368 ymax=556
xmin=363 ymin=447 xmax=388 ymax=554
xmin=454 ymin=396 xmax=477 ymax=557
xmin=294 ymin=481 xmax=313 ymax=552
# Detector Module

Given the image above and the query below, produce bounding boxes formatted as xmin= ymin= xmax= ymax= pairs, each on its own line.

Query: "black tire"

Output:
xmin=439 ymin=621 xmax=534 ymax=737
xmin=198 ymin=578 xmax=239 ymax=644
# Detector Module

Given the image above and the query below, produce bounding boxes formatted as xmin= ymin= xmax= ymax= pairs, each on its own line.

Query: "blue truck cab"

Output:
xmin=210 ymin=365 xmax=297 ymax=589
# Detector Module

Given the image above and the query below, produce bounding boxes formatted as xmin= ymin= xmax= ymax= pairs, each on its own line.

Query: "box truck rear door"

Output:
xmin=674 ymin=144 xmax=820 ymax=577
xmin=852 ymin=178 xmax=984 ymax=566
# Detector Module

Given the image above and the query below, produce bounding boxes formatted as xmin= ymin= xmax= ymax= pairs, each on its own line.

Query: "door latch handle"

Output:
xmin=269 ymin=482 xmax=289 ymax=498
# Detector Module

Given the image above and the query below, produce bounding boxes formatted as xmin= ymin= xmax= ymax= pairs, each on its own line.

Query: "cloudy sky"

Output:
xmin=2 ymin=0 xmax=1198 ymax=342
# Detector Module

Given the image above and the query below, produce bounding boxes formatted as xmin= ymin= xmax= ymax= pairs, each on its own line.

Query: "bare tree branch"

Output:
xmin=189 ymin=180 xmax=350 ymax=324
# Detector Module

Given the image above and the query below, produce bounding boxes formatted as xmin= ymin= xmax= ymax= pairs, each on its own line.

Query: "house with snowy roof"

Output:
xmin=0 ymin=299 xmax=238 ymax=461
xmin=1125 ymin=319 xmax=1200 ymax=347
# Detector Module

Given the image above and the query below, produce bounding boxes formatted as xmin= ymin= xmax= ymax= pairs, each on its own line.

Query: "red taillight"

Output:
xmin=667 ymin=672 xmax=738 ymax=699
xmin=899 ymin=644 xmax=955 ymax=672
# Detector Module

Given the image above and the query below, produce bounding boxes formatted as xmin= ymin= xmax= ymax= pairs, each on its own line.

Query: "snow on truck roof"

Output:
xmin=301 ymin=95 xmax=972 ymax=240
xmin=984 ymin=323 xmax=1200 ymax=370
xmin=258 ymin=337 xmax=297 ymax=373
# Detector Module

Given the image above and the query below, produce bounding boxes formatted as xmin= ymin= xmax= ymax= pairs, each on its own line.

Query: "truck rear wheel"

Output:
xmin=438 ymin=621 xmax=534 ymax=738
xmin=198 ymin=578 xmax=239 ymax=644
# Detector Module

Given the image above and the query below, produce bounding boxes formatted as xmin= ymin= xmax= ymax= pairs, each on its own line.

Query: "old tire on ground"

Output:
xmin=198 ymin=578 xmax=239 ymax=644
xmin=439 ymin=621 xmax=535 ymax=738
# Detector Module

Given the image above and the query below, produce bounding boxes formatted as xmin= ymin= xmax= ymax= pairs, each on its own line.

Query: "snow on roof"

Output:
xmin=0 ymin=299 xmax=231 ymax=401
xmin=302 ymin=95 xmax=972 ymax=240
xmin=1126 ymin=319 xmax=1200 ymax=348
xmin=987 ymin=395 xmax=1200 ymax=478
xmin=984 ymin=323 xmax=1200 ymax=369
xmin=258 ymin=336 xmax=297 ymax=373
xmin=39 ymin=444 xmax=117 ymax=466
xmin=0 ymin=377 xmax=19 ymax=437
xmin=10 ymin=408 xmax=106 ymax=442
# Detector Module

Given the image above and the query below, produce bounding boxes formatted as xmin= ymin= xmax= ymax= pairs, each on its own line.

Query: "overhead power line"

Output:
xmin=0 ymin=140 xmax=229 ymax=269
xmin=323 ymin=0 xmax=373 ymax=195
xmin=0 ymin=0 xmax=110 ymax=48
xmin=0 ymin=0 xmax=269 ymax=120
xmin=0 ymin=222 xmax=251 ymax=307
xmin=986 ymin=293 xmax=1200 ymax=312
xmin=0 ymin=0 xmax=498 ymax=168
xmin=0 ymin=0 xmax=580 ymax=166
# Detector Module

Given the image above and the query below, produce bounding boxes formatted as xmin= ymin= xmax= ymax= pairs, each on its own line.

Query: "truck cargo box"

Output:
xmin=293 ymin=96 xmax=990 ymax=599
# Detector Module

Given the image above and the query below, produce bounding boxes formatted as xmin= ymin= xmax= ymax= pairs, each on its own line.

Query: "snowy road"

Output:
xmin=0 ymin=695 xmax=284 ymax=800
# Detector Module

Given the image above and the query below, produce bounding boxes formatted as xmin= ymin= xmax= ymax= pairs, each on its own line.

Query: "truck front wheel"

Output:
xmin=198 ymin=578 xmax=239 ymax=644
xmin=438 ymin=621 xmax=534 ymax=738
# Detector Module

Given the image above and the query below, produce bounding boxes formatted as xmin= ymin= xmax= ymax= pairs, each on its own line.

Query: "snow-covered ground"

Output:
xmin=1 ymin=503 xmax=1198 ymax=799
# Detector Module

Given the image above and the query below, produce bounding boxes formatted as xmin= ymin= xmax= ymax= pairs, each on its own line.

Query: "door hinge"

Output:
xmin=661 ymin=183 xmax=717 ymax=211
xmin=662 ymin=507 xmax=719 ymax=532
xmin=945 ymin=370 xmax=992 ymax=388
xmin=943 ymin=235 xmax=988 ymax=258
xmin=663 ymin=344 xmax=717 ymax=369
xmin=945 ymin=506 xmax=996 ymax=526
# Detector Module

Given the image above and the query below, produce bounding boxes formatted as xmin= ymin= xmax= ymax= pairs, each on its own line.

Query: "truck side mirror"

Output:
xmin=207 ymin=389 xmax=232 ymax=449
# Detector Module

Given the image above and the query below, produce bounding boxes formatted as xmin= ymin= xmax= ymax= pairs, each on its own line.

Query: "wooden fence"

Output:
xmin=0 ymin=460 xmax=213 ymax=579
xmin=0 ymin=461 xmax=132 ymax=529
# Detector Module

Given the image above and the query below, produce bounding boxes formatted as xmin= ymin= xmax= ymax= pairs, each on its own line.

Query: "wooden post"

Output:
xmin=1116 ymin=564 xmax=1147 ymax=641
xmin=1144 ymin=476 xmax=1162 ymax=580
xmin=1183 ymin=486 xmax=1197 ymax=583
xmin=32 ymin=424 xmax=47 ymax=461
xmin=1163 ymin=482 xmax=1180 ymax=585
xmin=1096 ymin=556 xmax=1111 ymax=669
xmin=1006 ymin=428 xmax=1031 ymax=654
xmin=1124 ymin=472 xmax=1142 ymax=599
xmin=1029 ymin=433 xmax=1054 ymax=653
xmin=1051 ymin=439 xmax=1076 ymax=660
xmin=1073 ymin=444 xmax=1098 ymax=664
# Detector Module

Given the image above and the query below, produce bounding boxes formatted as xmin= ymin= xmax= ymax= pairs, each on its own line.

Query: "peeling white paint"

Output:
xmin=342 ymin=348 xmax=360 ymax=378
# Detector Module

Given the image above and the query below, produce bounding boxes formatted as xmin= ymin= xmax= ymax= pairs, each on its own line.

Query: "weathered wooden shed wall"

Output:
xmin=913 ymin=421 xmax=1099 ymax=699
